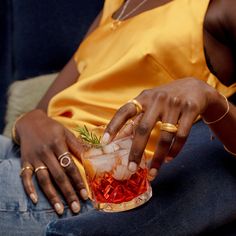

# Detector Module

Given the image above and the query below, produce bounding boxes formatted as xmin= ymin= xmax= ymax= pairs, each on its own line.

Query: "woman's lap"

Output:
xmin=0 ymin=136 xmax=93 ymax=236
xmin=1 ymin=121 xmax=236 ymax=235
xmin=46 ymin=121 xmax=236 ymax=236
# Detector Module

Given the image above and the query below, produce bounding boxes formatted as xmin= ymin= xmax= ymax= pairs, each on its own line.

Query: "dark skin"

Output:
xmin=15 ymin=0 xmax=236 ymax=214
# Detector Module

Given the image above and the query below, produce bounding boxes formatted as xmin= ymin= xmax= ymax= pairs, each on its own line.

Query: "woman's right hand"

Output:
xmin=15 ymin=109 xmax=88 ymax=215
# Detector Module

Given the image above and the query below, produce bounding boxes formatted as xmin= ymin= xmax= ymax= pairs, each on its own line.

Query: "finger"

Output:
xmin=127 ymin=106 xmax=159 ymax=172
xmin=168 ymin=102 xmax=198 ymax=158
xmin=20 ymin=162 xmax=38 ymax=204
xmin=44 ymin=152 xmax=82 ymax=214
xmin=52 ymin=136 xmax=88 ymax=200
xmin=102 ymin=101 xmax=142 ymax=144
xmin=151 ymin=97 xmax=182 ymax=175
xmin=62 ymin=158 xmax=88 ymax=200
xmin=65 ymin=129 xmax=85 ymax=162
xmin=34 ymin=163 xmax=64 ymax=215
xmin=114 ymin=113 xmax=143 ymax=140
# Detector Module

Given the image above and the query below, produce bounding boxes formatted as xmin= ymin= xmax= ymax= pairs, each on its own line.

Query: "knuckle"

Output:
xmin=156 ymin=91 xmax=168 ymax=101
xmin=169 ymin=96 xmax=181 ymax=107
xmin=185 ymin=100 xmax=198 ymax=112
xmin=159 ymin=134 xmax=173 ymax=146
xmin=51 ymin=137 xmax=63 ymax=147
xmin=140 ymin=89 xmax=150 ymax=98
xmin=65 ymin=163 xmax=76 ymax=174
xmin=54 ymin=172 xmax=67 ymax=183
xmin=176 ymin=132 xmax=188 ymax=141
xmin=50 ymin=123 xmax=63 ymax=134
xmin=64 ymin=190 xmax=76 ymax=201
xmin=132 ymin=149 xmax=143 ymax=160
xmin=118 ymin=104 xmax=130 ymax=114
xmin=49 ymin=196 xmax=60 ymax=205
xmin=23 ymin=180 xmax=32 ymax=190
xmin=38 ymin=174 xmax=50 ymax=187
xmin=75 ymin=180 xmax=85 ymax=189
xmin=37 ymin=144 xmax=50 ymax=156
xmin=136 ymin=122 xmax=150 ymax=136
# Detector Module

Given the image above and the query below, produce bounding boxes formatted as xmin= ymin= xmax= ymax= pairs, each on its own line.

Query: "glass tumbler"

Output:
xmin=81 ymin=135 xmax=152 ymax=212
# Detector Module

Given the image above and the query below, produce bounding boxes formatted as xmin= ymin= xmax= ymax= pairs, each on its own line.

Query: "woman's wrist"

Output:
xmin=12 ymin=109 xmax=47 ymax=145
xmin=201 ymin=90 xmax=229 ymax=125
xmin=11 ymin=113 xmax=27 ymax=145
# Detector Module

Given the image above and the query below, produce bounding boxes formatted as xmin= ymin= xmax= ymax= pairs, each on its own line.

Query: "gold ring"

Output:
xmin=35 ymin=166 xmax=48 ymax=174
xmin=20 ymin=166 xmax=34 ymax=177
xmin=157 ymin=121 xmax=178 ymax=133
xmin=57 ymin=151 xmax=71 ymax=161
xmin=60 ymin=155 xmax=72 ymax=168
xmin=128 ymin=99 xmax=143 ymax=115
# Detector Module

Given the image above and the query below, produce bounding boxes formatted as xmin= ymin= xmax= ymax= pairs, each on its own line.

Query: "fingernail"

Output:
xmin=128 ymin=162 xmax=138 ymax=172
xmin=148 ymin=168 xmax=158 ymax=181
xmin=80 ymin=188 xmax=88 ymax=200
xmin=54 ymin=203 xmax=64 ymax=215
xmin=30 ymin=193 xmax=38 ymax=204
xmin=101 ymin=132 xmax=110 ymax=144
xmin=71 ymin=201 xmax=80 ymax=213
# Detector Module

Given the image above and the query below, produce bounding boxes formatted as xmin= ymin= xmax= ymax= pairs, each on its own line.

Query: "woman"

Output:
xmin=1 ymin=0 xmax=236 ymax=235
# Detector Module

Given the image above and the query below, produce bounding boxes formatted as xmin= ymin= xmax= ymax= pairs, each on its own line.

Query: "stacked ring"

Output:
xmin=157 ymin=121 xmax=178 ymax=133
xmin=128 ymin=99 xmax=143 ymax=115
xmin=35 ymin=166 xmax=48 ymax=174
xmin=57 ymin=151 xmax=72 ymax=168
xmin=20 ymin=166 xmax=34 ymax=177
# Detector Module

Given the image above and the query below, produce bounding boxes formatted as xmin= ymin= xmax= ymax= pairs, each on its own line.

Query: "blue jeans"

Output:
xmin=1 ymin=121 xmax=236 ymax=235
xmin=0 ymin=136 xmax=93 ymax=236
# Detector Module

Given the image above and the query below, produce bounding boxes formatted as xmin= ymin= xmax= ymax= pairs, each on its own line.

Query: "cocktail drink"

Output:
xmin=81 ymin=136 xmax=152 ymax=212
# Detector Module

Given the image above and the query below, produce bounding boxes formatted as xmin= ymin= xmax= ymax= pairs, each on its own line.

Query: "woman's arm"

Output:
xmin=103 ymin=1 xmax=236 ymax=178
xmin=14 ymin=11 xmax=103 ymax=215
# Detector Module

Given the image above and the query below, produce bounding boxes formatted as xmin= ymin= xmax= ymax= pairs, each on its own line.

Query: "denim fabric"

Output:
xmin=0 ymin=136 xmax=93 ymax=236
xmin=46 ymin=121 xmax=236 ymax=236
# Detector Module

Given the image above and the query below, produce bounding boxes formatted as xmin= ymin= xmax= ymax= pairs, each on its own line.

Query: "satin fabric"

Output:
xmin=47 ymin=0 xmax=236 ymax=175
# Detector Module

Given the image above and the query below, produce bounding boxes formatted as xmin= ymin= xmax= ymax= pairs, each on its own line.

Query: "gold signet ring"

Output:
xmin=157 ymin=121 xmax=178 ymax=133
xmin=128 ymin=99 xmax=143 ymax=115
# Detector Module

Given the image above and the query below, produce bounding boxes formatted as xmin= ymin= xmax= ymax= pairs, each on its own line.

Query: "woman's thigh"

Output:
xmin=46 ymin=121 xmax=236 ymax=236
xmin=0 ymin=135 xmax=93 ymax=236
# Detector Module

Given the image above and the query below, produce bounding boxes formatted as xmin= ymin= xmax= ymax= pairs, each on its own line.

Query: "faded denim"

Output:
xmin=0 ymin=136 xmax=93 ymax=236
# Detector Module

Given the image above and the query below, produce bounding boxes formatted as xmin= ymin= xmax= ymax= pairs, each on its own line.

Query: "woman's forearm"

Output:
xmin=36 ymin=58 xmax=80 ymax=112
xmin=202 ymin=91 xmax=236 ymax=153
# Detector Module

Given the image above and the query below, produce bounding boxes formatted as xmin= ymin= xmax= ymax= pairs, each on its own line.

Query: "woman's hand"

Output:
xmin=103 ymin=78 xmax=220 ymax=179
xmin=16 ymin=109 xmax=88 ymax=215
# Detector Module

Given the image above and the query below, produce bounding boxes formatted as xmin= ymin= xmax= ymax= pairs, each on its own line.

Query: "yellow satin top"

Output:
xmin=48 ymin=0 xmax=236 ymax=176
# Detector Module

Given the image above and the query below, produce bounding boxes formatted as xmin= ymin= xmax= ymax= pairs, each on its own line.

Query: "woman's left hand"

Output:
xmin=103 ymin=78 xmax=219 ymax=179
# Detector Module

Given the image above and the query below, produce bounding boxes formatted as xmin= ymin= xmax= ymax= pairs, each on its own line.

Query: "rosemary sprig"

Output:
xmin=74 ymin=125 xmax=101 ymax=147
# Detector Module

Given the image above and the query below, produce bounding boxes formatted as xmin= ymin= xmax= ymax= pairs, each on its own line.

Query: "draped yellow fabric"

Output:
xmin=48 ymin=0 xmax=236 ymax=177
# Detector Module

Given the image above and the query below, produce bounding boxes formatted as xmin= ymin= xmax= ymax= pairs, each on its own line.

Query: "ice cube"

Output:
xmin=89 ymin=153 xmax=116 ymax=173
xmin=112 ymin=164 xmax=131 ymax=180
xmin=83 ymin=147 xmax=103 ymax=158
xmin=102 ymin=142 xmax=120 ymax=154
xmin=115 ymin=137 xmax=132 ymax=150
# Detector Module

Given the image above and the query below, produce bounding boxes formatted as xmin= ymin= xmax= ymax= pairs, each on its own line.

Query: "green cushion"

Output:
xmin=3 ymin=73 xmax=57 ymax=137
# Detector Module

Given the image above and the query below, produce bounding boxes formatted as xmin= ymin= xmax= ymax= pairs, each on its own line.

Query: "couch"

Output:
xmin=0 ymin=0 xmax=104 ymax=134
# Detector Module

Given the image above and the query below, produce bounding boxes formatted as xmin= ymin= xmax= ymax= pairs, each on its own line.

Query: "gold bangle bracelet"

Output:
xmin=203 ymin=94 xmax=229 ymax=125
xmin=224 ymin=145 xmax=236 ymax=157
xmin=11 ymin=113 xmax=26 ymax=145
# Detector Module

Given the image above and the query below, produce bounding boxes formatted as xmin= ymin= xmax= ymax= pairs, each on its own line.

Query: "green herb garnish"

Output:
xmin=74 ymin=125 xmax=101 ymax=147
